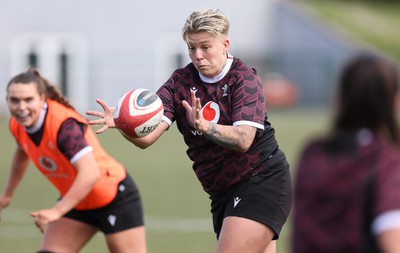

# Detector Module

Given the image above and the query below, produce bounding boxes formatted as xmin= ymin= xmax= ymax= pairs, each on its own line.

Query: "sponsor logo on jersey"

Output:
xmin=200 ymin=101 xmax=220 ymax=123
xmin=191 ymin=101 xmax=221 ymax=136
xmin=39 ymin=156 xmax=57 ymax=171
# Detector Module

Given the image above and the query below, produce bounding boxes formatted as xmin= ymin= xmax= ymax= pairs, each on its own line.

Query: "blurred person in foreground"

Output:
xmin=87 ymin=8 xmax=292 ymax=253
xmin=292 ymin=52 xmax=400 ymax=253
xmin=0 ymin=68 xmax=146 ymax=253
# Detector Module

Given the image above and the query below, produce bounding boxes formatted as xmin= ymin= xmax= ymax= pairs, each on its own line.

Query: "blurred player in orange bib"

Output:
xmin=0 ymin=68 xmax=147 ymax=253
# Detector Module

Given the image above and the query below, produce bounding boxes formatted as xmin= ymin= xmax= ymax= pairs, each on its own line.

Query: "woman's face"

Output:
xmin=187 ymin=31 xmax=229 ymax=78
xmin=6 ymin=82 xmax=46 ymax=128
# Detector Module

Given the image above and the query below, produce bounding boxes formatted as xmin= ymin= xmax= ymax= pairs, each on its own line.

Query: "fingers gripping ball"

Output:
xmin=114 ymin=89 xmax=164 ymax=138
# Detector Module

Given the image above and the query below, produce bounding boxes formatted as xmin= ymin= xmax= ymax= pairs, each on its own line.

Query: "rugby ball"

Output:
xmin=114 ymin=89 xmax=164 ymax=138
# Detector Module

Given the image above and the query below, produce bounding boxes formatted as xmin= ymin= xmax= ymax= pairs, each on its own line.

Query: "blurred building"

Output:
xmin=0 ymin=0 xmax=360 ymax=114
xmin=267 ymin=1 xmax=358 ymax=107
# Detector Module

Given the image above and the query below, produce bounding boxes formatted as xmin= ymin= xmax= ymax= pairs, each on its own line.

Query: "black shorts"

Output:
xmin=210 ymin=159 xmax=292 ymax=240
xmin=63 ymin=173 xmax=144 ymax=234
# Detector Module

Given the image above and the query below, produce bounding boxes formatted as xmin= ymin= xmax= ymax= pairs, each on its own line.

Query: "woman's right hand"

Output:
xmin=86 ymin=99 xmax=116 ymax=134
xmin=0 ymin=195 xmax=11 ymax=222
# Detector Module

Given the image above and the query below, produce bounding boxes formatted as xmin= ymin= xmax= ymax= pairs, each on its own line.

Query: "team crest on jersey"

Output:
xmin=201 ymin=101 xmax=220 ymax=123
xmin=39 ymin=156 xmax=57 ymax=171
xmin=221 ymin=84 xmax=228 ymax=97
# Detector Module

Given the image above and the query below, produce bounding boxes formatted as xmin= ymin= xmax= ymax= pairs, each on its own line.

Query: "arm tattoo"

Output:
xmin=208 ymin=122 xmax=217 ymax=135
xmin=205 ymin=122 xmax=239 ymax=150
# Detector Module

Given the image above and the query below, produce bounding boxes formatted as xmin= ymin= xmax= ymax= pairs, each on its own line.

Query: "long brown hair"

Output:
xmin=333 ymin=52 xmax=400 ymax=143
xmin=7 ymin=67 xmax=75 ymax=110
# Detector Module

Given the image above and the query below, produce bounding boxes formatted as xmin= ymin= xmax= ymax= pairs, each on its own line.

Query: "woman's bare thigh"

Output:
xmin=39 ymin=217 xmax=98 ymax=253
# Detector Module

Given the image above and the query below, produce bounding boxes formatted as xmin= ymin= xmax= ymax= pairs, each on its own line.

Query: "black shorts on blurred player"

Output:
xmin=63 ymin=173 xmax=144 ymax=234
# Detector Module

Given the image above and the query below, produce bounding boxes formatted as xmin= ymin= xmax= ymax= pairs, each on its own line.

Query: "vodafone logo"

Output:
xmin=39 ymin=156 xmax=57 ymax=171
xmin=201 ymin=101 xmax=220 ymax=123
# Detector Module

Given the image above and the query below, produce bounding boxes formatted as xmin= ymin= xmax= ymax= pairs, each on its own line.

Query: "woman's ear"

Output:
xmin=223 ymin=39 xmax=230 ymax=53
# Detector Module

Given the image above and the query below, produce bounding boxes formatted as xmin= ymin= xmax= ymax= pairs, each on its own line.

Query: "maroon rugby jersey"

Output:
xmin=293 ymin=131 xmax=400 ymax=253
xmin=157 ymin=57 xmax=285 ymax=196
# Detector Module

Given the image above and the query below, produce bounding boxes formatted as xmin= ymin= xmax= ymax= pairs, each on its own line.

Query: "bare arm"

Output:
xmin=182 ymin=90 xmax=256 ymax=152
xmin=31 ymin=152 xmax=100 ymax=232
xmin=377 ymin=229 xmax=400 ymax=253
xmin=0 ymin=146 xmax=30 ymax=220
xmin=55 ymin=152 xmax=100 ymax=214
xmin=202 ymin=122 xmax=256 ymax=152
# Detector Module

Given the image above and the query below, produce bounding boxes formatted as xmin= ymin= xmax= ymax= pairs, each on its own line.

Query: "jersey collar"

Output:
xmin=199 ymin=53 xmax=234 ymax=83
xmin=26 ymin=102 xmax=48 ymax=134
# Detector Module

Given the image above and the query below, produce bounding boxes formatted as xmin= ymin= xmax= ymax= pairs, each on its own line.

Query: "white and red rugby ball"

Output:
xmin=114 ymin=89 xmax=164 ymax=138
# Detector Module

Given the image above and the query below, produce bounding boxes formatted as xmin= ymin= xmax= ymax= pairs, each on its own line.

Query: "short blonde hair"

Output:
xmin=182 ymin=9 xmax=230 ymax=43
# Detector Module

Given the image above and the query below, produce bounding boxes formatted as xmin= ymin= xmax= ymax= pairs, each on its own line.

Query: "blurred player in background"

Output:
xmin=87 ymin=8 xmax=292 ymax=253
xmin=292 ymin=52 xmax=400 ymax=253
xmin=0 ymin=68 xmax=146 ymax=253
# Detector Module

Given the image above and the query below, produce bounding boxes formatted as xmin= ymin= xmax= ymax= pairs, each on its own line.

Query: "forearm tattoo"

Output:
xmin=205 ymin=122 xmax=240 ymax=150
xmin=208 ymin=122 xmax=217 ymax=135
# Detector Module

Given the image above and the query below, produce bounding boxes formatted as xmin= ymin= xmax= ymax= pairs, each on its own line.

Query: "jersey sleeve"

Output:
xmin=57 ymin=118 xmax=92 ymax=162
xmin=371 ymin=146 xmax=400 ymax=234
xmin=375 ymin=149 xmax=400 ymax=214
xmin=231 ymin=68 xmax=266 ymax=130
xmin=156 ymin=75 xmax=177 ymax=125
